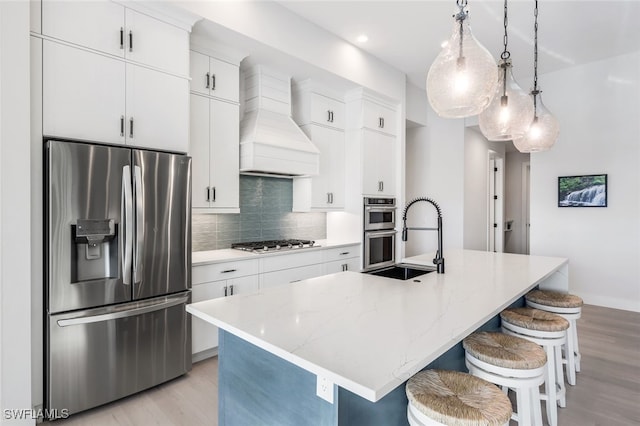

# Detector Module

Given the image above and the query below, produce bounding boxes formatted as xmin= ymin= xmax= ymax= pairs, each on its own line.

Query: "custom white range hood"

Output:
xmin=240 ymin=65 xmax=319 ymax=177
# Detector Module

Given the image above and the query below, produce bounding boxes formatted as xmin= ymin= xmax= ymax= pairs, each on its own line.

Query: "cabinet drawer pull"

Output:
xmin=211 ymin=74 xmax=216 ymax=90
xmin=339 ymin=252 xmax=350 ymax=256
xmin=206 ymin=72 xmax=210 ymax=89
xmin=290 ymin=279 xmax=301 ymax=283
xmin=129 ymin=117 xmax=134 ymax=138
xmin=128 ymin=30 xmax=133 ymax=52
xmin=120 ymin=27 xmax=124 ymax=50
xmin=120 ymin=115 xmax=125 ymax=137
xmin=221 ymin=269 xmax=236 ymax=274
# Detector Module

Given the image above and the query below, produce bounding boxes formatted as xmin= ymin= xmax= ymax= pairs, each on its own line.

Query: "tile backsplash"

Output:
xmin=192 ymin=175 xmax=326 ymax=251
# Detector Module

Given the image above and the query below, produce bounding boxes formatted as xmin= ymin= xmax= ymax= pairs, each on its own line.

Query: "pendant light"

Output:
xmin=426 ymin=0 xmax=498 ymax=118
xmin=479 ymin=0 xmax=534 ymax=141
xmin=513 ymin=0 xmax=559 ymax=152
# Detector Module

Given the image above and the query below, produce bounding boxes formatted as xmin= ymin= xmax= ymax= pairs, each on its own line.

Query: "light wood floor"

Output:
xmin=49 ymin=304 xmax=640 ymax=426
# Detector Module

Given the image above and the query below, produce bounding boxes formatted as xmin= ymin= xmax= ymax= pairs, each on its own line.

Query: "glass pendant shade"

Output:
xmin=513 ymin=92 xmax=559 ymax=152
xmin=479 ymin=59 xmax=534 ymax=141
xmin=427 ymin=19 xmax=498 ymax=118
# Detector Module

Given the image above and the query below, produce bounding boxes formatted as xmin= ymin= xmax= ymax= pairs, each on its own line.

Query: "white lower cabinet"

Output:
xmin=191 ymin=259 xmax=259 ymax=356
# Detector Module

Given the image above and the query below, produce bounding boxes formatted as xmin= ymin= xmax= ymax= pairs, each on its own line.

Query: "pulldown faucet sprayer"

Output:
xmin=401 ymin=197 xmax=445 ymax=273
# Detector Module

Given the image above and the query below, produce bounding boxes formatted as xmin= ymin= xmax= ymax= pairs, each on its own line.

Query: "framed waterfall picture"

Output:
xmin=558 ymin=174 xmax=608 ymax=207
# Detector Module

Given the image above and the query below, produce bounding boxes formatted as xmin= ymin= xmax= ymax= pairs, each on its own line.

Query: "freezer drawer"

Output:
xmin=47 ymin=292 xmax=192 ymax=416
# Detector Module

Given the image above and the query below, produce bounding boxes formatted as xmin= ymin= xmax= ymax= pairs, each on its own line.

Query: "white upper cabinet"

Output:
xmin=292 ymin=81 xmax=346 ymax=211
xmin=40 ymin=2 xmax=191 ymax=152
xmin=345 ymin=89 xmax=398 ymax=198
xmin=361 ymin=129 xmax=395 ymax=196
xmin=42 ymin=0 xmax=188 ymax=77
xmin=190 ymin=51 xmax=239 ymax=102
xmin=125 ymin=64 xmax=189 ymax=151
xmin=43 ymin=40 xmax=189 ymax=152
xmin=42 ymin=0 xmax=124 ymax=56
xmin=189 ymin=50 xmax=241 ymax=213
xmin=362 ymin=100 xmax=397 ymax=136
xmin=43 ymin=40 xmax=126 ymax=145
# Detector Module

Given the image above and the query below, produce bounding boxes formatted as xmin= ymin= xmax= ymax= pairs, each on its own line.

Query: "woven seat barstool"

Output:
xmin=525 ymin=289 xmax=583 ymax=386
xmin=406 ymin=370 xmax=512 ymax=426
xmin=501 ymin=308 xmax=569 ymax=426
xmin=463 ymin=332 xmax=546 ymax=426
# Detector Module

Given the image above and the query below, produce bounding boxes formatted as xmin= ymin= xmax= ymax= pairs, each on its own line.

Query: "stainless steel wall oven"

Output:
xmin=363 ymin=197 xmax=396 ymax=270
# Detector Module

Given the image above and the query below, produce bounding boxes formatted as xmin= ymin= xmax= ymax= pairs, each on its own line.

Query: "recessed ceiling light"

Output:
xmin=440 ymin=40 xmax=449 ymax=48
xmin=357 ymin=34 xmax=369 ymax=43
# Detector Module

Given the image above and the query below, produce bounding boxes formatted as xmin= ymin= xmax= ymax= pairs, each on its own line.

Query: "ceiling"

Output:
xmin=277 ymin=0 xmax=640 ymax=89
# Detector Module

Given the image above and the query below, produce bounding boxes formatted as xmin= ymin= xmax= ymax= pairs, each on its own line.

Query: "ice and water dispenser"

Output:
xmin=71 ymin=219 xmax=118 ymax=282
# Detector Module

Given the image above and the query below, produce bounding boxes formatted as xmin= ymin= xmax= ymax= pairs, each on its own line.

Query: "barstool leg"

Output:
xmin=531 ymin=385 xmax=543 ymax=425
xmin=572 ymin=321 xmax=581 ymax=372
xmin=555 ymin=345 xmax=566 ymax=408
xmin=517 ymin=388 xmax=532 ymax=426
xmin=545 ymin=345 xmax=558 ymax=426
xmin=565 ymin=321 xmax=577 ymax=385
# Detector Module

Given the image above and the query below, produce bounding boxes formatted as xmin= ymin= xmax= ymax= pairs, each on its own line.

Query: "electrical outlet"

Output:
xmin=316 ymin=375 xmax=334 ymax=404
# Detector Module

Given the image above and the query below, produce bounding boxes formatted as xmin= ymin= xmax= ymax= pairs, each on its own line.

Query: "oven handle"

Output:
xmin=364 ymin=206 xmax=396 ymax=213
xmin=365 ymin=230 xmax=397 ymax=237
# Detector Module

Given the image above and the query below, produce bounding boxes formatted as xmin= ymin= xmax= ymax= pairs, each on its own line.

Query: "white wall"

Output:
xmin=530 ymin=51 xmax=640 ymax=312
xmin=463 ymin=127 xmax=506 ymax=251
xmin=404 ymin=98 xmax=465 ymax=258
xmin=406 ymin=82 xmax=428 ymax=127
xmin=0 ymin=1 xmax=33 ymax=424
xmin=505 ymin=151 xmax=530 ymax=254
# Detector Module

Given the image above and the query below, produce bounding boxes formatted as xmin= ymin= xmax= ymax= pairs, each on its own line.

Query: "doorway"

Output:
xmin=522 ymin=161 xmax=531 ymax=254
xmin=488 ymin=151 xmax=504 ymax=253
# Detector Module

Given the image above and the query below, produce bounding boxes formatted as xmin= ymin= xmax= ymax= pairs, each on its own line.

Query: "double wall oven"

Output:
xmin=363 ymin=197 xmax=397 ymax=271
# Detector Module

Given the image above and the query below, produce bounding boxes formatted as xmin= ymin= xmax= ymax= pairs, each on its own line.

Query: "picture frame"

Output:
xmin=558 ymin=174 xmax=607 ymax=207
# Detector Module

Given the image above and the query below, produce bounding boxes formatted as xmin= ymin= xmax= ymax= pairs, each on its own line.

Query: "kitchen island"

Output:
xmin=187 ymin=249 xmax=568 ymax=425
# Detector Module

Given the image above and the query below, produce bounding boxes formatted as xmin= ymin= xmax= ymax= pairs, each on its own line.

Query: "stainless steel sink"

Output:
xmin=366 ymin=263 xmax=436 ymax=281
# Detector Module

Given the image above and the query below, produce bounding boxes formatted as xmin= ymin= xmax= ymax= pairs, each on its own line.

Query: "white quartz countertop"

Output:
xmin=187 ymin=249 xmax=568 ymax=402
xmin=192 ymin=239 xmax=360 ymax=266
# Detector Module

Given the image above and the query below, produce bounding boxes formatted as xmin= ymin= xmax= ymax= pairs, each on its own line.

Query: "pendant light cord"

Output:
xmin=532 ymin=0 xmax=539 ymax=115
xmin=500 ymin=0 xmax=510 ymax=103
xmin=455 ymin=0 xmax=469 ymax=63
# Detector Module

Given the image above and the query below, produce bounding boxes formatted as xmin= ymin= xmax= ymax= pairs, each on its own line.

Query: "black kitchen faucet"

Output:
xmin=401 ymin=197 xmax=445 ymax=273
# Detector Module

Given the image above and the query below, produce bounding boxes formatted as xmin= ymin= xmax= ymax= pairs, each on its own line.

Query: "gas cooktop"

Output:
xmin=231 ymin=239 xmax=318 ymax=253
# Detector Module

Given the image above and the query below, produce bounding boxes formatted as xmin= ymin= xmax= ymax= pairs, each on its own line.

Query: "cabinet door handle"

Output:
xmin=229 ymin=284 xmax=234 ymax=296
xmin=206 ymin=72 xmax=210 ymax=89
xmin=221 ymin=269 xmax=237 ymax=274
xmin=120 ymin=115 xmax=125 ymax=137
xmin=129 ymin=117 xmax=134 ymax=138
xmin=327 ymin=110 xmax=331 ymax=123
xmin=206 ymin=187 xmax=210 ymax=202
xmin=128 ymin=30 xmax=133 ymax=52
xmin=327 ymin=193 xmax=331 ymax=204
xmin=331 ymin=193 xmax=334 ymax=203
xmin=342 ymin=263 xmax=348 ymax=271
xmin=224 ymin=285 xmax=228 ymax=297
xmin=378 ymin=181 xmax=384 ymax=192
xmin=381 ymin=117 xmax=385 ymax=128
xmin=331 ymin=111 xmax=334 ymax=122
xmin=120 ymin=27 xmax=124 ymax=50
xmin=212 ymin=187 xmax=216 ymax=202
xmin=211 ymin=74 xmax=216 ymax=90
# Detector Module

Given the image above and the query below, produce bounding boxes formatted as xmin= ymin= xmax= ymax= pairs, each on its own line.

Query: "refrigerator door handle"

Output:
xmin=133 ymin=165 xmax=144 ymax=285
xmin=121 ymin=165 xmax=133 ymax=285
xmin=56 ymin=294 xmax=189 ymax=327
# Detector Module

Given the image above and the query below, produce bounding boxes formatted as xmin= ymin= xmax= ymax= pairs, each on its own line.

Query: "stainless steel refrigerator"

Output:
xmin=45 ymin=139 xmax=192 ymax=416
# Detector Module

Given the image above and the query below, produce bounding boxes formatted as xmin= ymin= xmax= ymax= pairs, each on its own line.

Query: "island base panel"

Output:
xmin=218 ymin=330 xmax=338 ymax=426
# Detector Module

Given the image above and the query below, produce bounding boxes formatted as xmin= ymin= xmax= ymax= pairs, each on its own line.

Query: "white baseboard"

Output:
xmin=579 ymin=292 xmax=640 ymax=313
xmin=192 ymin=347 xmax=218 ymax=363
